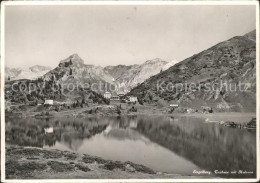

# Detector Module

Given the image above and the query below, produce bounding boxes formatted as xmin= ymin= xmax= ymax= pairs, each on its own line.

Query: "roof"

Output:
xmin=170 ymin=104 xmax=179 ymax=107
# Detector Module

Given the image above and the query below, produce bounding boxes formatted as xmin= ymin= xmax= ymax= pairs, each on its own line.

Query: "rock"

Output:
xmin=245 ymin=118 xmax=256 ymax=129
xmin=125 ymin=164 xmax=136 ymax=172
xmin=222 ymin=121 xmax=237 ymax=127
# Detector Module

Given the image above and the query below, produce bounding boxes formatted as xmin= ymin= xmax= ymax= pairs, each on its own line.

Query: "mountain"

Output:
xmin=5 ymin=65 xmax=51 ymax=81
xmin=5 ymin=54 xmax=169 ymax=105
xmin=244 ymin=29 xmax=256 ymax=42
xmin=162 ymin=59 xmax=179 ymax=71
xmin=42 ymin=53 xmax=114 ymax=86
xmin=5 ymin=67 xmax=22 ymax=80
xmin=128 ymin=30 xmax=256 ymax=112
xmin=42 ymin=54 xmax=168 ymax=94
xmin=104 ymin=58 xmax=168 ymax=93
xmin=5 ymin=53 xmax=169 ymax=94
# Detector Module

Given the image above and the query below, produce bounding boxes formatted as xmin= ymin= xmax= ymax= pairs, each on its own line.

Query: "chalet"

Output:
xmin=118 ymin=93 xmax=126 ymax=99
xmin=111 ymin=93 xmax=120 ymax=101
xmin=170 ymin=104 xmax=179 ymax=108
xmin=104 ymin=91 xmax=112 ymax=99
xmin=44 ymin=99 xmax=53 ymax=105
xmin=129 ymin=96 xmax=138 ymax=103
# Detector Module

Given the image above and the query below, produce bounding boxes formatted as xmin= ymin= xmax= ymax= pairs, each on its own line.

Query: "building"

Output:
xmin=104 ymin=91 xmax=111 ymax=99
xmin=129 ymin=96 xmax=138 ymax=103
xmin=118 ymin=93 xmax=126 ymax=99
xmin=44 ymin=99 xmax=53 ymax=105
xmin=111 ymin=93 xmax=120 ymax=101
xmin=170 ymin=104 xmax=179 ymax=108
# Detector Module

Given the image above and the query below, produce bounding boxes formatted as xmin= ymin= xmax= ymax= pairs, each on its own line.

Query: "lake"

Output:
xmin=5 ymin=114 xmax=256 ymax=178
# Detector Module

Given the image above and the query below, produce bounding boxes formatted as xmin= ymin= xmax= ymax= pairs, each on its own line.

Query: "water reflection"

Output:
xmin=6 ymin=115 xmax=256 ymax=178
xmin=136 ymin=116 xmax=256 ymax=178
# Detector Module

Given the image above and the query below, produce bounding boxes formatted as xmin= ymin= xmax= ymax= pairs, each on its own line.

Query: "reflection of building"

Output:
xmin=44 ymin=99 xmax=53 ymax=105
xmin=129 ymin=119 xmax=138 ymax=128
xmin=44 ymin=127 xmax=54 ymax=134
xmin=104 ymin=91 xmax=111 ymax=99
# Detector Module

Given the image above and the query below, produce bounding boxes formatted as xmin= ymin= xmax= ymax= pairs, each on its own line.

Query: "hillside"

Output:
xmin=5 ymin=55 xmax=111 ymax=105
xmin=244 ymin=29 xmax=256 ymax=42
xmin=128 ymin=30 xmax=256 ymax=112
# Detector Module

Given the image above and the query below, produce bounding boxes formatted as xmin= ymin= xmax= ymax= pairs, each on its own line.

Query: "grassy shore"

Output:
xmin=6 ymin=102 xmax=256 ymax=123
xmin=6 ymin=145 xmax=206 ymax=179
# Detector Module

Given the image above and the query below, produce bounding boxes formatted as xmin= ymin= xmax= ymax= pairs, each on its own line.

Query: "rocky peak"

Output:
xmin=59 ymin=53 xmax=84 ymax=67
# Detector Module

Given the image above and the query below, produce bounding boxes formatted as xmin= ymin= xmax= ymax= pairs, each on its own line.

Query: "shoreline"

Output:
xmin=6 ymin=103 xmax=256 ymax=117
xmin=6 ymin=107 xmax=256 ymax=123
xmin=6 ymin=145 xmax=209 ymax=179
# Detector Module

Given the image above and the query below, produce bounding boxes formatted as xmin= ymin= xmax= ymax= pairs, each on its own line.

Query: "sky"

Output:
xmin=5 ymin=5 xmax=256 ymax=68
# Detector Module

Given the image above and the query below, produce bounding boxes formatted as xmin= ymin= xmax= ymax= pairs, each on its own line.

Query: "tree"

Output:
xmin=69 ymin=68 xmax=73 ymax=75
xmin=35 ymin=99 xmax=38 ymax=106
xmin=55 ymin=106 xmax=59 ymax=112
xmin=51 ymin=74 xmax=56 ymax=81
xmin=138 ymin=98 xmax=144 ymax=105
xmin=76 ymin=100 xmax=80 ymax=107
xmin=116 ymin=106 xmax=121 ymax=115
xmin=105 ymin=99 xmax=110 ymax=105
xmin=73 ymin=102 xmax=76 ymax=108
xmin=82 ymin=98 xmax=85 ymax=104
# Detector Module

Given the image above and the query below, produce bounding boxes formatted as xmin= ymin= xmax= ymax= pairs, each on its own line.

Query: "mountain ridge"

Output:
xmin=128 ymin=30 xmax=256 ymax=112
xmin=5 ymin=65 xmax=52 ymax=81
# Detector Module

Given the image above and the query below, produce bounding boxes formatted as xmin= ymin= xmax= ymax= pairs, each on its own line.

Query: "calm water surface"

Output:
xmin=6 ymin=114 xmax=256 ymax=177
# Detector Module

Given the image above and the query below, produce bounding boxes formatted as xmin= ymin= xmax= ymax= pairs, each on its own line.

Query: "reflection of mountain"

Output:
xmin=101 ymin=117 xmax=150 ymax=143
xmin=59 ymin=124 xmax=108 ymax=151
xmin=6 ymin=115 xmax=256 ymax=178
xmin=135 ymin=116 xmax=256 ymax=178
xmin=104 ymin=127 xmax=150 ymax=143
xmin=6 ymin=117 xmax=61 ymax=148
xmin=60 ymin=137 xmax=85 ymax=152
xmin=5 ymin=117 xmax=108 ymax=150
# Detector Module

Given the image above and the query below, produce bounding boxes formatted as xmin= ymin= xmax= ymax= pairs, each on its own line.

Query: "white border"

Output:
xmin=1 ymin=1 xmax=259 ymax=183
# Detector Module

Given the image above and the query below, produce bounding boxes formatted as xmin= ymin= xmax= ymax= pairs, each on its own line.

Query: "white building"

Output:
xmin=170 ymin=104 xmax=179 ymax=108
xmin=129 ymin=96 xmax=138 ymax=103
xmin=44 ymin=99 xmax=54 ymax=105
xmin=104 ymin=91 xmax=111 ymax=99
